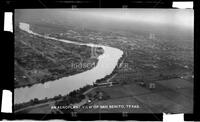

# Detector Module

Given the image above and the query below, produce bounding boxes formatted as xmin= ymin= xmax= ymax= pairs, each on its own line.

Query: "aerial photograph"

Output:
xmin=14 ymin=9 xmax=193 ymax=114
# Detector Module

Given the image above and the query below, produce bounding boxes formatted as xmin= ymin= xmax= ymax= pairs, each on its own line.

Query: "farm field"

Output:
xmin=81 ymin=78 xmax=193 ymax=113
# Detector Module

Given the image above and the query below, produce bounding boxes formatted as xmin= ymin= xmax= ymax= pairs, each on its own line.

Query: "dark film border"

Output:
xmin=0 ymin=0 xmax=199 ymax=121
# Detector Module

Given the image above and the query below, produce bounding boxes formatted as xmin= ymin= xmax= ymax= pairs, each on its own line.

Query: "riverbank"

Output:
xmin=15 ymin=24 xmax=104 ymax=89
xmin=14 ymin=84 xmax=93 ymax=112
xmin=14 ymin=23 xmax=123 ymax=105
xmin=15 ymin=58 xmax=101 ymax=89
xmin=14 ymin=47 xmax=125 ymax=112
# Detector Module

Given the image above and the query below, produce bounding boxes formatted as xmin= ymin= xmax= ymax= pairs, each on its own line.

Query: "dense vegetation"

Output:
xmin=14 ymin=26 xmax=103 ymax=88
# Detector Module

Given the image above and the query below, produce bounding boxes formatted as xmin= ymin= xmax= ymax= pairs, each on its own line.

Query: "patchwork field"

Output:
xmin=82 ymin=78 xmax=193 ymax=113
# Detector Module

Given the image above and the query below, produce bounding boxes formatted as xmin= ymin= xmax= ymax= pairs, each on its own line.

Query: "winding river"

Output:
xmin=14 ymin=23 xmax=123 ymax=104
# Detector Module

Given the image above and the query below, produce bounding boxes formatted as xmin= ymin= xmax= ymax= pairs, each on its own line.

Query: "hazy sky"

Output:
xmin=15 ymin=9 xmax=193 ymax=29
xmin=59 ymin=9 xmax=193 ymax=29
xmin=15 ymin=9 xmax=194 ymax=41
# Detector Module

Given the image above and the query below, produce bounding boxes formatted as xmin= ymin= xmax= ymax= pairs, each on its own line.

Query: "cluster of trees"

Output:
xmin=55 ymin=84 xmax=93 ymax=113
xmin=95 ymin=47 xmax=104 ymax=55
xmin=62 ymin=84 xmax=93 ymax=103
xmin=14 ymin=94 xmax=63 ymax=111
xmin=89 ymin=90 xmax=110 ymax=101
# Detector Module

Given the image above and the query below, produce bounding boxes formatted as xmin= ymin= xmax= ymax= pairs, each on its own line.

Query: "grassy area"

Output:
xmin=14 ymin=25 xmax=103 ymax=88
xmin=82 ymin=77 xmax=193 ymax=113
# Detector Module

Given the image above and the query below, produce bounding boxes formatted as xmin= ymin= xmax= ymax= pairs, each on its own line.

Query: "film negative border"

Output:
xmin=0 ymin=0 xmax=199 ymax=121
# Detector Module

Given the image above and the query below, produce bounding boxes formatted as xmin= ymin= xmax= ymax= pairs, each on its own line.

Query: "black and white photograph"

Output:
xmin=14 ymin=9 xmax=194 ymax=114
